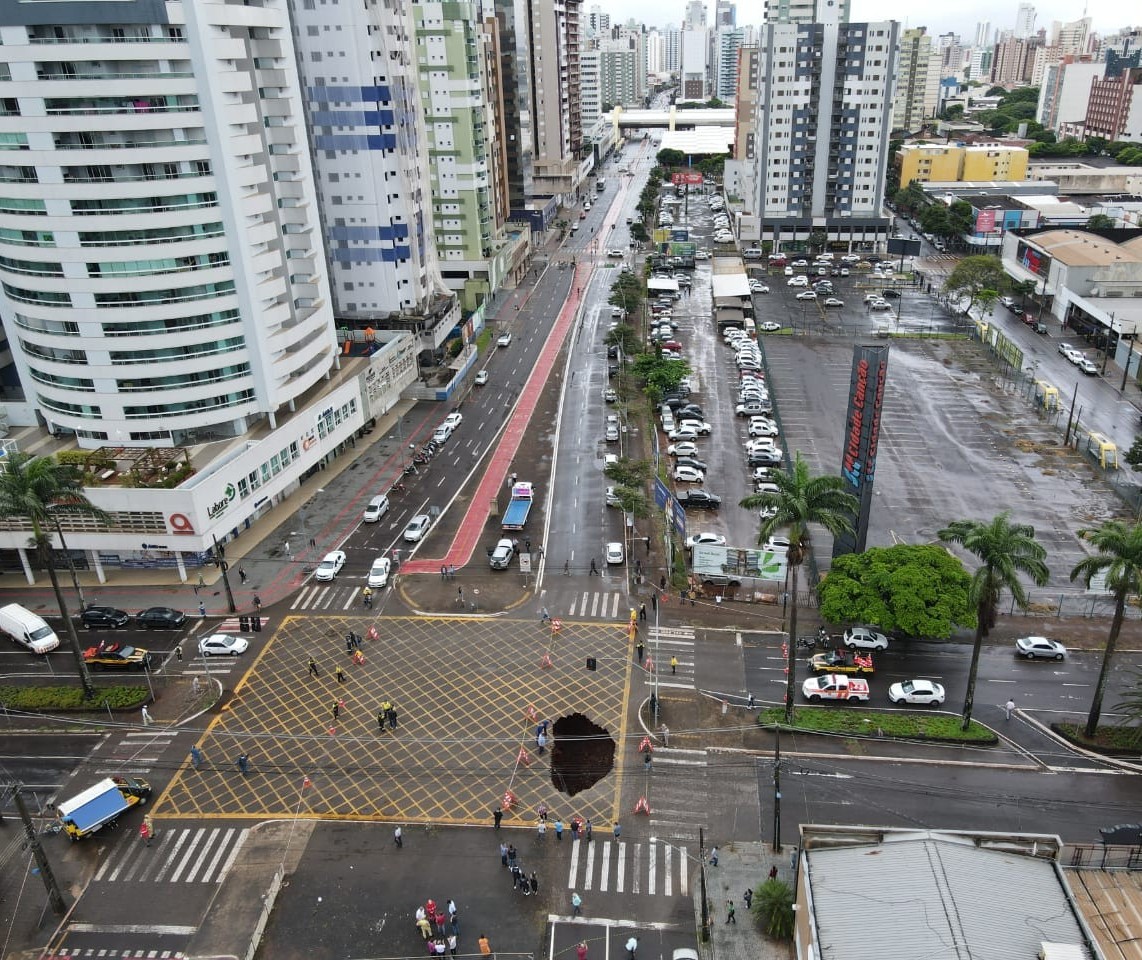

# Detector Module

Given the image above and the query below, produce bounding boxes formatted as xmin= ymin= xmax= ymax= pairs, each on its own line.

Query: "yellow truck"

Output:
xmin=57 ymin=776 xmax=151 ymax=840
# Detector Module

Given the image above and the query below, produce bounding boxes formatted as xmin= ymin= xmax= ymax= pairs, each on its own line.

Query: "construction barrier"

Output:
xmin=633 ymin=796 xmax=651 ymax=815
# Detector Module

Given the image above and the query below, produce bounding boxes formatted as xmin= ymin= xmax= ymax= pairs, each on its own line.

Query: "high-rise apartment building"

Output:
xmin=715 ymin=2 xmax=737 ymax=27
xmin=663 ymin=26 xmax=683 ymax=73
xmin=0 ymin=0 xmax=338 ymax=447
xmin=763 ymin=0 xmax=851 ymax=25
xmin=526 ymin=0 xmax=583 ymax=199
xmin=680 ymin=29 xmax=709 ymax=100
xmin=975 ymin=22 xmax=993 ymax=49
xmin=749 ymin=0 xmax=896 ymax=249
xmin=684 ymin=1 xmax=708 ymax=30
xmin=588 ymin=5 xmax=610 ymax=35
xmin=493 ymin=0 xmax=535 ymax=211
xmin=1084 ymin=68 xmax=1142 ymax=141
xmin=646 ymin=29 xmax=666 ymax=75
xmin=893 ymin=27 xmax=935 ymax=132
xmin=992 ymin=37 xmax=1033 ymax=86
xmin=1036 ymin=57 xmax=1102 ymax=131
xmin=1014 ymin=3 xmax=1036 ymax=39
xmin=714 ymin=27 xmax=750 ymax=102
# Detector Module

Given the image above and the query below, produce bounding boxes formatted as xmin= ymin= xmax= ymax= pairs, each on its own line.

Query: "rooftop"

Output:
xmin=1026 ymin=229 xmax=1142 ymax=266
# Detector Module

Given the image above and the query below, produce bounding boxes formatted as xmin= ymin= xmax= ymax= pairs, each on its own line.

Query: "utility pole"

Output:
xmin=1063 ymin=383 xmax=1080 ymax=448
xmin=13 ymin=787 xmax=67 ymax=915
xmin=773 ymin=725 xmax=783 ymax=853
xmin=211 ymin=534 xmax=237 ymax=614
xmin=698 ymin=826 xmax=710 ymax=941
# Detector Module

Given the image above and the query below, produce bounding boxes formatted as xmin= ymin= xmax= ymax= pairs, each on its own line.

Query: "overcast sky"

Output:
xmin=606 ymin=0 xmax=1131 ymax=40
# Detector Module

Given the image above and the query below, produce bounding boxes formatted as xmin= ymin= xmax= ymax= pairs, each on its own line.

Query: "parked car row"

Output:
xmin=1058 ymin=342 xmax=1099 ymax=375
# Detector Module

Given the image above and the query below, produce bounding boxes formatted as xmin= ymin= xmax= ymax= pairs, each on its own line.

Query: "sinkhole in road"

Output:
xmin=550 ymin=713 xmax=615 ymax=796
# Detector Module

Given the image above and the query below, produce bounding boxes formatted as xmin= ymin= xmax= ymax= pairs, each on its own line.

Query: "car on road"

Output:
xmin=83 ymin=643 xmax=152 ymax=670
xmin=605 ymin=541 xmax=625 ymax=564
xmin=604 ymin=388 xmax=618 ymax=402
xmin=787 ymin=276 xmax=808 ymax=287
xmin=489 ymin=538 xmax=515 ymax=570
xmin=432 ymin=423 xmax=453 ymax=444
xmin=403 ymin=514 xmax=432 ymax=542
xmin=1015 ymin=636 xmax=1067 ymax=660
xmin=758 ymin=321 xmax=781 ymax=333
xmin=795 ymin=290 xmax=817 ymax=301
xmin=673 ymin=465 xmax=706 ymax=483
xmin=443 ymin=412 xmax=463 ymax=430
xmin=474 ymin=370 xmax=489 ymax=385
xmin=843 ymin=625 xmax=889 ymax=650
xmin=198 ymin=634 xmax=250 ymax=657
xmin=686 ymin=532 xmax=727 ymax=550
xmin=868 ymin=299 xmax=892 ymax=311
xmin=678 ymin=489 xmax=722 ymax=510
xmin=368 ymin=556 xmax=391 ymax=588
xmin=496 ymin=332 xmax=512 ymax=347
xmin=750 ymin=283 xmax=770 ymax=295
xmin=607 ymin=248 xmax=624 ymax=258
xmin=1077 ymin=357 xmax=1099 ymax=375
xmin=880 ymin=289 xmax=901 ymax=299
xmin=314 ymin=550 xmax=347 ymax=581
xmin=363 ymin=494 xmax=390 ymax=523
xmin=80 ymin=605 xmax=131 ymax=629
xmin=888 ymin=679 xmax=946 ymax=705
xmin=749 ymin=418 xmax=779 ymax=437
xmin=136 ymin=607 xmax=186 ymax=629
xmin=823 ymin=297 xmax=845 ymax=308
xmin=668 ymin=441 xmax=699 ymax=457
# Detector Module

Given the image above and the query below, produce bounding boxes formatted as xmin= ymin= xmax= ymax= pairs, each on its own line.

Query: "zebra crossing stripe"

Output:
xmin=215 ymin=828 xmax=248 ymax=884
xmin=600 ymin=841 xmax=611 ymax=892
xmin=616 ymin=840 xmax=626 ymax=894
xmin=664 ymin=844 xmax=672 ymax=897
xmin=648 ymin=842 xmax=657 ymax=896
xmin=567 ymin=834 xmax=581 ymax=889
xmin=583 ymin=840 xmax=595 ymax=890
xmin=343 ymin=587 xmax=360 ymax=610
xmin=679 ymin=845 xmax=689 ymax=896
xmin=154 ymin=829 xmax=194 ymax=882
xmin=631 ymin=841 xmax=641 ymax=895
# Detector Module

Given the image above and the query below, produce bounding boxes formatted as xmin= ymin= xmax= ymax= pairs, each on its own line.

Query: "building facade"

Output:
xmin=897 ymin=143 xmax=1029 ymax=185
xmin=893 ymin=28 xmax=935 ymax=132
xmin=1085 ymin=68 xmax=1142 ymax=141
xmin=680 ymin=29 xmax=709 ymax=100
xmin=714 ymin=27 xmax=750 ymax=102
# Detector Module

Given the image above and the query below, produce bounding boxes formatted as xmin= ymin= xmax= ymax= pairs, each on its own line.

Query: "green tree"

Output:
xmin=938 ymin=513 xmax=1049 ymax=730
xmin=656 ymin=148 xmax=685 ymax=168
xmin=605 ymin=323 xmax=641 ymax=356
xmin=817 ymin=544 xmax=974 ymax=638
xmin=943 ymin=255 xmax=1007 ymax=314
xmin=1124 ymin=436 xmax=1142 ymax=470
xmin=947 ymin=200 xmax=975 ymax=238
xmin=0 ymin=453 xmax=109 ymax=697
xmin=751 ymin=878 xmax=795 ymax=939
xmin=740 ymin=454 xmax=858 ymax=723
xmin=1069 ymin=521 xmax=1142 ymax=737
xmin=1113 ymin=670 xmax=1142 ymax=748
xmin=630 ymin=355 xmax=689 ymax=400
xmin=807 ymin=230 xmax=827 ymax=254
xmin=610 ymin=485 xmax=649 ymax=518
xmin=919 ymin=204 xmax=951 ymax=237
xmin=1086 ymin=213 xmax=1116 ymax=229
xmin=603 ymin=457 xmax=651 ymax=489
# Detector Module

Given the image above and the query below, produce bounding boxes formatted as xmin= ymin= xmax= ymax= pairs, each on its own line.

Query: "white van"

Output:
xmin=0 ymin=603 xmax=60 ymax=654
xmin=363 ymin=494 xmax=390 ymax=523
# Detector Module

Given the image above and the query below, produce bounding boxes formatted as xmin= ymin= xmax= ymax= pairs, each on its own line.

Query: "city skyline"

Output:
xmin=603 ymin=0 xmax=1127 ymax=40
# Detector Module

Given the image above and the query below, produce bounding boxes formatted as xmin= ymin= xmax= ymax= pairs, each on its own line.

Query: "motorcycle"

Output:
xmin=796 ymin=627 xmax=829 ymax=650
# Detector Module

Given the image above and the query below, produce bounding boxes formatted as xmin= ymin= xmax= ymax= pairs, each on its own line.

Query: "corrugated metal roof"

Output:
xmin=807 ymin=835 xmax=1094 ymax=960
xmin=1029 ymin=229 xmax=1142 ymax=266
xmin=711 ymin=273 xmax=750 ymax=299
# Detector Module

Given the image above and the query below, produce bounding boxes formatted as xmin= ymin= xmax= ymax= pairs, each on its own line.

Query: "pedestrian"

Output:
xmin=710 ymin=846 xmax=719 ymax=866
xmin=284 ymin=540 xmax=291 ymax=557
xmin=636 ymin=640 xmax=644 ymax=663
xmin=192 ymin=676 xmax=201 ymax=696
xmin=447 ymin=934 xmax=458 ymax=958
xmin=576 ymin=942 xmax=588 ymax=960
xmin=393 ymin=825 xmax=403 ymax=847
xmin=493 ymin=806 xmax=503 ymax=830
xmin=417 ymin=917 xmax=432 ymax=940
xmin=175 ymin=644 xmax=183 ymax=662
xmin=670 ymin=655 xmax=678 ymax=675
xmin=570 ymin=818 xmax=580 ymax=841
xmin=449 ymin=564 xmax=456 ymax=580
xmin=689 ymin=592 xmax=695 ymax=608
xmin=660 ymin=724 xmax=670 ymax=746
xmin=478 ymin=935 xmax=492 ymax=956
xmin=537 ymin=819 xmax=547 ymax=840
xmin=639 ymin=602 xmax=646 ymax=621
xmin=644 ymin=751 xmax=652 ymax=772
xmin=238 ymin=566 xmax=248 ymax=584
xmin=660 ymin=575 xmax=667 ymax=590
xmin=500 ymin=841 xmax=509 ymax=866
xmin=447 ymin=899 xmax=457 ymax=919
xmin=141 ymin=705 xmax=152 ymax=726
xmin=590 ymin=558 xmax=598 ymax=576
xmin=388 ymin=705 xmax=398 ymax=729
xmin=584 ymin=819 xmax=592 ymax=842
xmin=140 ymin=819 xmax=153 ymax=846
xmin=441 ymin=564 xmax=448 ymax=581
xmin=434 ymin=910 xmax=446 ymax=933
xmin=199 ymin=600 xmax=206 ymax=618
xmin=645 ymin=536 xmax=651 ymax=555
xmin=768 ymin=864 xmax=778 ymax=881
xmin=744 ymin=888 xmax=754 ymax=909
xmin=748 ymin=691 xmax=756 ymax=709
xmin=237 ymin=753 xmax=249 ymax=775
xmin=378 ymin=708 xmax=386 ymax=731
xmin=537 ymin=731 xmax=547 ymax=755
xmin=726 ymin=900 xmax=736 ymax=924
xmin=335 ymin=665 xmax=345 ymax=684
xmin=625 ymin=936 xmax=638 ymax=960
xmin=254 ymin=594 xmax=262 ymax=611
xmin=190 ymin=745 xmax=203 ymax=769
xmin=529 ymin=872 xmax=539 ymax=896
xmin=450 ymin=912 xmax=460 ymax=936
xmin=458 ymin=586 xmax=464 ymax=606
xmin=613 ymin=822 xmax=621 ymax=840
xmin=507 ymin=844 xmax=517 ymax=867
xmin=571 ymin=892 xmax=583 ymax=916
xmin=651 ymin=593 xmax=657 ymax=614
xmin=538 ymin=801 xmax=548 ymax=821
xmin=511 ymin=864 xmax=522 ymax=888
xmin=197 ymin=572 xmax=205 ymax=593
xmin=540 ymin=606 xmax=551 ymax=623
xmin=555 ymin=818 xmax=564 ymax=841
xmin=1005 ymin=698 xmax=1015 ymax=720
xmin=332 ymin=700 xmax=340 ymax=721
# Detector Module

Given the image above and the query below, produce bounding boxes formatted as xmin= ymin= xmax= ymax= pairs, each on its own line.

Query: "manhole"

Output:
xmin=550 ymin=713 xmax=615 ymax=797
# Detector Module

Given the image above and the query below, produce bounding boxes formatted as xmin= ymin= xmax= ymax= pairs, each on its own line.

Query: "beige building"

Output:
xmin=897 ymin=143 xmax=1029 ymax=186
xmin=892 ymin=27 xmax=936 ymax=132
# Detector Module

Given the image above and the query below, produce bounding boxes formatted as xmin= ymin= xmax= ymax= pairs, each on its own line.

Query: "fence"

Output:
xmin=1063 ymin=843 xmax=1142 ymax=871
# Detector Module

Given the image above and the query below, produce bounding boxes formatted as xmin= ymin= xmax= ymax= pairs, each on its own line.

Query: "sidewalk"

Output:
xmin=696 ymin=841 xmax=795 ymax=960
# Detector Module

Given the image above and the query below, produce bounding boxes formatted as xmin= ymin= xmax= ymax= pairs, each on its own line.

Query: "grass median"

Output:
xmin=757 ymin=706 xmax=997 ymax=743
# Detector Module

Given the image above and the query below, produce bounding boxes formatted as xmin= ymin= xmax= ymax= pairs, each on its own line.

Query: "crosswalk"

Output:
xmin=90 ymin=730 xmax=176 ymax=779
xmin=291 ymin=582 xmax=369 ymax=611
xmin=214 ymin=615 xmax=267 ymax=632
xmin=564 ymin=591 xmax=624 ymax=619
xmin=644 ymin=626 xmax=696 ymax=690
xmin=49 ymin=952 xmax=185 ymax=959
xmin=565 ymin=838 xmax=692 ymax=898
xmin=645 ymin=746 xmax=709 ymax=843
xmin=92 ymin=825 xmax=249 ymax=886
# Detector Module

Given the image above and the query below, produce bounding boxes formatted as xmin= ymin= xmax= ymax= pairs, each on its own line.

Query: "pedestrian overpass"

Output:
xmin=612 ymin=107 xmax=735 ymax=131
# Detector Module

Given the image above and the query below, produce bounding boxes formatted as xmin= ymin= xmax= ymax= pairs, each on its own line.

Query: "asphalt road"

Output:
xmin=0 ymin=731 xmax=102 ymax=813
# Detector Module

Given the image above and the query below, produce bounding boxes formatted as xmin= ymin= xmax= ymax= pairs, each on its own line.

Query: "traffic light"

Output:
xmin=586 ymin=657 xmax=597 ymax=671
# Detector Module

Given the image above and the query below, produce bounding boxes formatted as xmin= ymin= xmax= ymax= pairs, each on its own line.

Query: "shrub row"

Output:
xmin=0 ymin=685 xmax=150 ymax=711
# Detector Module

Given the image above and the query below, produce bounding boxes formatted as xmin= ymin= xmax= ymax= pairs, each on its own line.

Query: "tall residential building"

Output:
xmin=588 ymin=5 xmax=610 ymax=35
xmin=493 ymin=0 xmax=535 ymax=211
xmin=1014 ymin=3 xmax=1036 ymax=39
xmin=716 ymin=1 xmax=737 ymax=27
xmin=1084 ymin=68 xmax=1142 ymax=141
xmin=527 ymin=0 xmax=583 ymax=200
xmin=975 ymin=22 xmax=993 ymax=48
xmin=992 ymin=37 xmax=1032 ymax=86
xmin=663 ymin=26 xmax=683 ymax=73
xmin=893 ymin=27 xmax=935 ymax=132
xmin=714 ymin=27 xmax=750 ymax=102
xmin=680 ymin=29 xmax=709 ymax=100
xmin=580 ymin=50 xmax=603 ymax=126
xmin=646 ymin=30 xmax=666 ymax=75
xmin=764 ymin=0 xmax=851 ymax=25
xmin=750 ymin=0 xmax=897 ymax=248
xmin=969 ymin=48 xmax=994 ymax=82
xmin=1049 ymin=16 xmax=1091 ymax=54
xmin=1036 ymin=57 xmax=1102 ymax=131
xmin=0 ymin=0 xmax=338 ymax=447
xmin=684 ymin=1 xmax=708 ymax=30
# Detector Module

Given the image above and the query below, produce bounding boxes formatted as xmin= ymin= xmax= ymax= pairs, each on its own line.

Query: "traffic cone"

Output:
xmin=517 ymin=747 xmax=532 ymax=766
xmin=634 ymin=796 xmax=651 ymax=815
xmin=540 ymin=652 xmax=553 ymax=669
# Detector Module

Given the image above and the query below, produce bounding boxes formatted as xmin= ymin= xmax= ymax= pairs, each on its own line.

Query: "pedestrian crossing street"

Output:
xmin=565 ymin=838 xmax=693 ymax=898
xmin=564 ymin=590 xmax=624 ymax=619
xmin=291 ymin=581 xmax=373 ymax=611
xmin=644 ymin=626 xmax=696 ymax=690
xmin=92 ymin=825 xmax=250 ymax=886
xmin=48 ymin=952 xmax=185 ymax=959
xmin=91 ymin=730 xmax=176 ymax=780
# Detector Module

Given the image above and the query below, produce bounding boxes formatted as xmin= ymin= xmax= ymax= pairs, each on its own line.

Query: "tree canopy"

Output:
xmin=943 ymin=255 xmax=1008 ymax=312
xmin=817 ymin=544 xmax=974 ymax=638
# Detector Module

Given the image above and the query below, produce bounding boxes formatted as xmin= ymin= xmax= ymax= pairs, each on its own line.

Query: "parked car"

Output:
xmin=80 ymin=605 xmax=130 ymax=629
xmin=748 ymin=418 xmax=779 ymax=437
xmin=668 ymin=441 xmax=699 ymax=457
xmin=135 ymin=607 xmax=186 ymax=629
xmin=674 ymin=456 xmax=709 ymax=472
xmin=678 ymin=490 xmax=722 ymax=510
xmin=795 ymin=291 xmax=817 ymax=301
xmin=843 ymin=626 xmax=889 ymax=650
xmin=489 ymin=538 xmax=515 ymax=570
xmin=758 ymin=321 xmax=781 ymax=333
xmin=673 ymin=465 xmax=706 ymax=483
xmin=1015 ymin=636 xmax=1067 ymax=660
xmin=823 ymin=298 xmax=845 ymax=308
xmin=686 ymin=533 xmax=727 ymax=550
xmin=888 ymin=679 xmax=945 ymax=705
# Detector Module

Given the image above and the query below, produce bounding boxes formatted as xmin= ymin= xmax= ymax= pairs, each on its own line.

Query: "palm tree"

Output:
xmin=0 ymin=452 xmax=108 ymax=697
xmin=740 ymin=453 xmax=858 ymax=723
xmin=1069 ymin=520 xmax=1142 ymax=738
xmin=938 ymin=513 xmax=1049 ymax=730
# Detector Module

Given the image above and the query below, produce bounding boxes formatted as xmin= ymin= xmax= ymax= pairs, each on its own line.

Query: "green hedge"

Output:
xmin=758 ymin=706 xmax=996 ymax=742
xmin=0 ymin=685 xmax=150 ymax=711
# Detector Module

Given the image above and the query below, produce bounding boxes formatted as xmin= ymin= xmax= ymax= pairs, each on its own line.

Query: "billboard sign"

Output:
xmin=975 ymin=208 xmax=997 ymax=233
xmin=653 ymin=478 xmax=687 ymax=537
xmin=886 ymin=237 xmax=922 ymax=256
xmin=692 ymin=543 xmax=789 ymax=584
xmin=670 ymin=172 xmax=704 ymax=186
xmin=835 ymin=344 xmax=890 ymax=556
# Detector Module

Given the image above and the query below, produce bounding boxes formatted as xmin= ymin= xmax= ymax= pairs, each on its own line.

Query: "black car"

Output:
xmin=676 ymin=405 xmax=705 ymax=420
xmin=662 ymin=396 xmax=689 ymax=409
xmin=674 ymin=456 xmax=709 ymax=472
xmin=881 ymin=289 xmax=901 ymax=299
xmin=80 ymin=605 xmax=131 ymax=629
xmin=749 ymin=451 xmax=784 ymax=467
xmin=136 ymin=606 xmax=187 ymax=629
xmin=679 ymin=490 xmax=722 ymax=510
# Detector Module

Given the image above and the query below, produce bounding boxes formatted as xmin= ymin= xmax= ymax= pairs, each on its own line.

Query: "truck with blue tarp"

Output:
xmin=502 ymin=482 xmax=534 ymax=531
xmin=57 ymin=776 xmax=151 ymax=840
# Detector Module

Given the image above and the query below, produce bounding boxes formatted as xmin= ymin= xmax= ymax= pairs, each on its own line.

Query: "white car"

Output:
xmin=758 ymin=321 xmax=781 ymax=332
xmin=1077 ymin=357 xmax=1099 ymax=375
xmin=677 ymin=419 xmax=712 ymax=435
xmin=795 ymin=290 xmax=817 ymax=301
xmin=843 ymin=625 xmax=889 ymax=650
xmin=668 ymin=441 xmax=699 ymax=457
xmin=889 ymin=679 xmax=946 ymax=705
xmin=605 ymin=541 xmax=625 ymax=565
xmin=668 ymin=426 xmax=699 ymax=441
xmin=764 ymin=535 xmax=791 ymax=552
xmin=496 ymin=332 xmax=512 ymax=347
xmin=607 ymin=248 xmax=625 ymax=258
xmin=403 ymin=514 xmax=432 ymax=542
xmin=443 ymin=412 xmax=463 ymax=430
xmin=432 ymin=424 xmax=453 ymax=444
xmin=489 ymin=539 xmax=515 ymax=570
xmin=746 ymin=438 xmax=780 ymax=454
xmin=368 ymin=556 xmax=392 ymax=588
xmin=749 ymin=418 xmax=779 ymax=437
xmin=841 ymin=254 xmax=861 ymax=263
xmin=474 ymin=370 xmax=489 ymax=385
xmin=1015 ymin=636 xmax=1067 ymax=660
xmin=686 ymin=532 xmax=727 ymax=550
xmin=198 ymin=634 xmax=250 ymax=657
xmin=868 ymin=300 xmax=892 ymax=311
xmin=673 ymin=465 xmax=706 ymax=483
xmin=737 ymin=357 xmax=762 ymax=370
xmin=315 ymin=551 xmax=347 ymax=581
xmin=606 ymin=485 xmax=621 ymax=507
xmin=736 ymin=402 xmax=771 ymax=417
xmin=787 ymin=276 xmax=808 ymax=287
xmin=823 ymin=298 xmax=845 ymax=308
xmin=603 ymin=453 xmax=619 ymax=468
xmin=605 ymin=424 xmax=620 ymax=442
xmin=750 ymin=284 xmax=770 ymax=295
